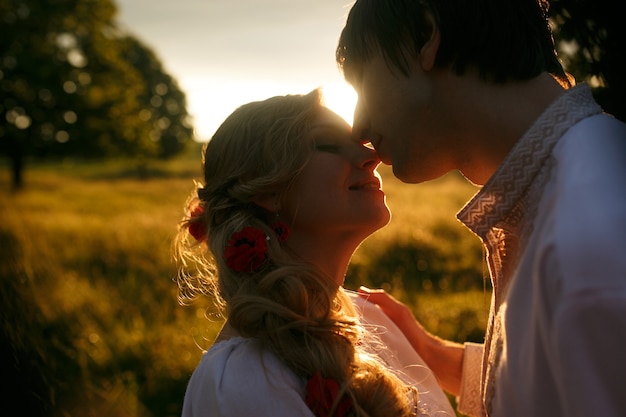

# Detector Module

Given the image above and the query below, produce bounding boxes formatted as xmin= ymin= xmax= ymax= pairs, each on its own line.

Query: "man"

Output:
xmin=336 ymin=1 xmax=626 ymax=416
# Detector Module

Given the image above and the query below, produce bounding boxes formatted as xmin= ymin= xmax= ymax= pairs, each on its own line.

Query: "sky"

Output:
xmin=115 ymin=0 xmax=358 ymax=141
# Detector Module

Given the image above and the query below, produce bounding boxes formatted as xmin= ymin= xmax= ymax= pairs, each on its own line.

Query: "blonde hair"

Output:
xmin=174 ymin=90 xmax=416 ymax=416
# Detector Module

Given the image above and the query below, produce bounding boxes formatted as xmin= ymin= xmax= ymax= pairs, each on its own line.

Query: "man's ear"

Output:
xmin=418 ymin=12 xmax=441 ymax=71
xmin=252 ymin=193 xmax=278 ymax=213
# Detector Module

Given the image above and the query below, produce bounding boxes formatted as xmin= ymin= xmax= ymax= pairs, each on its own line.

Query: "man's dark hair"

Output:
xmin=336 ymin=0 xmax=570 ymax=85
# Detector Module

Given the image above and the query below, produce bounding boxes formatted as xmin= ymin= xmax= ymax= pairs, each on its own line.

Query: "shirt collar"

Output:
xmin=457 ymin=83 xmax=602 ymax=239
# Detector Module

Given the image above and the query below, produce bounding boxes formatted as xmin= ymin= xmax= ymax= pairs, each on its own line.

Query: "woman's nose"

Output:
xmin=355 ymin=145 xmax=380 ymax=170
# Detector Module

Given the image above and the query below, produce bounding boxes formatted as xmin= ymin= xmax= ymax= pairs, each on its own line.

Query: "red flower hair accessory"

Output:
xmin=223 ymin=222 xmax=291 ymax=273
xmin=270 ymin=221 xmax=290 ymax=242
xmin=223 ymin=227 xmax=269 ymax=272
xmin=188 ymin=205 xmax=207 ymax=242
xmin=305 ymin=372 xmax=353 ymax=417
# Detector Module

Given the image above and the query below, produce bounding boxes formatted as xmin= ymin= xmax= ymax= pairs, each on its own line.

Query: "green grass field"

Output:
xmin=0 ymin=154 xmax=488 ymax=416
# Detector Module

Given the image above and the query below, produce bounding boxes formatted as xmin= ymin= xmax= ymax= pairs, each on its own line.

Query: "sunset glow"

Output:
xmin=116 ymin=0 xmax=357 ymax=143
xmin=182 ymin=77 xmax=357 ymax=142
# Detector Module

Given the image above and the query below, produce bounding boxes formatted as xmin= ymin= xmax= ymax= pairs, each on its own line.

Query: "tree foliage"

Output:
xmin=551 ymin=0 xmax=625 ymax=121
xmin=0 ymin=0 xmax=194 ymax=187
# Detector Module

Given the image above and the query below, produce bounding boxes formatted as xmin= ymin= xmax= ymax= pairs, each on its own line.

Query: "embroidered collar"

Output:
xmin=457 ymin=84 xmax=602 ymax=238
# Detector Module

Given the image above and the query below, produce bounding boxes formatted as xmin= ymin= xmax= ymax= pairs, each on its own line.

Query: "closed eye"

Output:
xmin=315 ymin=143 xmax=341 ymax=153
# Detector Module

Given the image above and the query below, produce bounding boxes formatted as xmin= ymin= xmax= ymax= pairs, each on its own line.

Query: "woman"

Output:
xmin=174 ymin=89 xmax=454 ymax=416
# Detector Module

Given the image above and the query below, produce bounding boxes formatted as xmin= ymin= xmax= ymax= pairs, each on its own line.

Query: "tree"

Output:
xmin=551 ymin=0 xmax=626 ymax=121
xmin=121 ymin=36 xmax=193 ymax=158
xmin=0 ymin=0 xmax=195 ymax=189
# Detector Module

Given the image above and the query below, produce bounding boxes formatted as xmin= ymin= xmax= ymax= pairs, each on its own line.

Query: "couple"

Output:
xmin=174 ymin=0 xmax=626 ymax=416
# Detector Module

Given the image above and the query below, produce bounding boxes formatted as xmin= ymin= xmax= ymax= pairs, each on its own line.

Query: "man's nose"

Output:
xmin=351 ymin=98 xmax=371 ymax=143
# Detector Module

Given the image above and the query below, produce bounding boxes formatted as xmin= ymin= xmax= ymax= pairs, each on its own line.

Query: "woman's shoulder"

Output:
xmin=182 ymin=337 xmax=314 ymax=417
xmin=192 ymin=336 xmax=302 ymax=390
xmin=344 ymin=290 xmax=457 ymax=416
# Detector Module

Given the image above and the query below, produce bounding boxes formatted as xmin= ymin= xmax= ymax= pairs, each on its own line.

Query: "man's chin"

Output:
xmin=392 ymin=165 xmax=449 ymax=184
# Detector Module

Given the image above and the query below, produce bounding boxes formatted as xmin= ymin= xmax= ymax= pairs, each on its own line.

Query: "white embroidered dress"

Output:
xmin=182 ymin=292 xmax=455 ymax=416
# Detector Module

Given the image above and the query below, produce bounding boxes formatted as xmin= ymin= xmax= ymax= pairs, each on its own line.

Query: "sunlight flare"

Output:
xmin=178 ymin=76 xmax=357 ymax=142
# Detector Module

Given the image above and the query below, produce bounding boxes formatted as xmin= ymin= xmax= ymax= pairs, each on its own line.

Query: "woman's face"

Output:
xmin=281 ymin=107 xmax=390 ymax=242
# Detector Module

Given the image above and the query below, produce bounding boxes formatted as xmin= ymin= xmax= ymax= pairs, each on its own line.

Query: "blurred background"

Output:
xmin=0 ymin=0 xmax=623 ymax=416
xmin=114 ymin=0 xmax=361 ymax=141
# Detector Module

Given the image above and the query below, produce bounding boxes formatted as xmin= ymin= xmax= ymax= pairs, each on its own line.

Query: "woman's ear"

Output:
xmin=418 ymin=12 xmax=441 ymax=71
